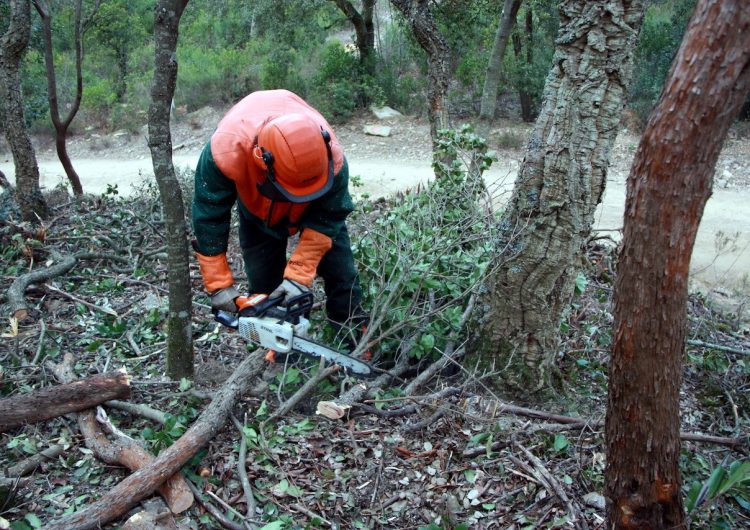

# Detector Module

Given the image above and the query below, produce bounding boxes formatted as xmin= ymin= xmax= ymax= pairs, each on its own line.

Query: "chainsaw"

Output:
xmin=213 ymin=292 xmax=374 ymax=379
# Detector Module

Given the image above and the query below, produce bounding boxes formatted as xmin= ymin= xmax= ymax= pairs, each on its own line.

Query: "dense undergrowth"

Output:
xmin=1 ymin=152 xmax=749 ymax=529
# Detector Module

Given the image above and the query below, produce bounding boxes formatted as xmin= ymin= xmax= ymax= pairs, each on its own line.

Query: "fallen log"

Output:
xmin=0 ymin=371 xmax=131 ymax=432
xmin=49 ymin=355 xmax=193 ymax=515
xmin=45 ymin=349 xmax=268 ymax=530
xmin=81 ymin=407 xmax=194 ymax=514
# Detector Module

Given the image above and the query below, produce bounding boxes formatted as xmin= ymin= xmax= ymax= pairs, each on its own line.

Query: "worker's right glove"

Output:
xmin=270 ymin=279 xmax=310 ymax=305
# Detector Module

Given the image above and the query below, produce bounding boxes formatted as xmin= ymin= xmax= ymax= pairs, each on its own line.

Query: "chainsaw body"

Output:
xmin=213 ymin=292 xmax=373 ymax=378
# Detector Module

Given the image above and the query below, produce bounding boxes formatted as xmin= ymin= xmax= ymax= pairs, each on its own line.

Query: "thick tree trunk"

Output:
xmin=605 ymin=2 xmax=750 ymax=529
xmin=148 ymin=0 xmax=194 ymax=379
xmin=0 ymin=0 xmax=49 ymax=222
xmin=479 ymin=0 xmax=522 ymax=121
xmin=390 ymin=0 xmax=451 ymax=145
xmin=333 ymin=0 xmax=376 ymax=75
xmin=0 ymin=371 xmax=131 ymax=432
xmin=471 ymin=0 xmax=644 ymax=396
xmin=45 ymin=350 xmax=267 ymax=530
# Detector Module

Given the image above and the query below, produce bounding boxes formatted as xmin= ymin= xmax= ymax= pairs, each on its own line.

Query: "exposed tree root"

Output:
xmin=7 ymin=251 xmax=130 ymax=319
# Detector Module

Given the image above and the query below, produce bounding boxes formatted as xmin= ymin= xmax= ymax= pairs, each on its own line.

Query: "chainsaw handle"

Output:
xmin=213 ymin=292 xmax=313 ymax=328
xmin=280 ymin=292 xmax=313 ymax=321
xmin=213 ymin=309 xmax=239 ymax=329
xmin=239 ymin=294 xmax=284 ymax=317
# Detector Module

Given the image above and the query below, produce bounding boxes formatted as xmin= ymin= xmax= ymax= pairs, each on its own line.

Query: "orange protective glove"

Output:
xmin=284 ymin=228 xmax=333 ymax=287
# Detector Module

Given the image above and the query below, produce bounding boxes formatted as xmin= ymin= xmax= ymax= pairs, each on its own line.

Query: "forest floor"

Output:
xmin=0 ymin=109 xmax=749 ymax=529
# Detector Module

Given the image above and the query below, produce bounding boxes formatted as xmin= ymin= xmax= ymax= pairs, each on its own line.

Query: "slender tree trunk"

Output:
xmin=332 ymin=0 xmax=377 ymax=75
xmin=148 ymin=0 xmax=193 ymax=379
xmin=471 ymin=0 xmax=644 ymax=396
xmin=115 ymin=46 xmax=128 ymax=101
xmin=33 ymin=0 xmax=87 ymax=196
xmin=605 ymin=2 xmax=750 ymax=528
xmin=391 ymin=0 xmax=451 ymax=146
xmin=0 ymin=0 xmax=49 ymax=222
xmin=512 ymin=7 xmax=535 ymax=122
xmin=479 ymin=0 xmax=522 ymax=121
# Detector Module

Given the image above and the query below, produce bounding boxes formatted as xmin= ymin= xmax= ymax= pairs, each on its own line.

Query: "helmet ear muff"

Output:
xmin=253 ymin=145 xmax=274 ymax=171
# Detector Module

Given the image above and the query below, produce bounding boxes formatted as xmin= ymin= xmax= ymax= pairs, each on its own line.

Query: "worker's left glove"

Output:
xmin=210 ymin=286 xmax=241 ymax=313
xmin=270 ymin=279 xmax=310 ymax=305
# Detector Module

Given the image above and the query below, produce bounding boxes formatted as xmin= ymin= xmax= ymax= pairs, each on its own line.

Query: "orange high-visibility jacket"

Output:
xmin=192 ymin=90 xmax=354 ymax=257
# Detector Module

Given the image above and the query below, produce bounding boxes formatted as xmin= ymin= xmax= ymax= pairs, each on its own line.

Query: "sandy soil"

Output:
xmin=2 ymin=106 xmax=749 ymax=304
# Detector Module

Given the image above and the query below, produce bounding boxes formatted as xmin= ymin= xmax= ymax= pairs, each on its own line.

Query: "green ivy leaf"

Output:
xmin=23 ymin=514 xmax=41 ymax=529
xmin=553 ymin=434 xmax=570 ymax=452
xmin=574 ymin=272 xmax=587 ymax=295
xmin=258 ymin=522 xmax=285 ymax=530
xmin=419 ymin=334 xmax=435 ymax=352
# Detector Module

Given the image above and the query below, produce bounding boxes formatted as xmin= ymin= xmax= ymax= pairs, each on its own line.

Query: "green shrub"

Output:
xmin=310 ymin=41 xmax=362 ymax=122
xmin=83 ymin=78 xmax=118 ymax=112
xmin=368 ymin=23 xmax=425 ymax=116
xmin=20 ymin=50 xmax=51 ymax=130
xmin=177 ymin=46 xmax=259 ymax=109
xmin=350 ymin=126 xmax=497 ymax=361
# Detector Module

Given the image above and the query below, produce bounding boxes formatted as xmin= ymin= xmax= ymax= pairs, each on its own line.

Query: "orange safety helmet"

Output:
xmin=253 ymin=114 xmax=334 ymax=203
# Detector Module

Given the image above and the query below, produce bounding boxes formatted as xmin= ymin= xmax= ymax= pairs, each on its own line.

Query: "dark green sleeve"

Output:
xmin=192 ymin=143 xmax=237 ymax=256
xmin=299 ymin=157 xmax=354 ymax=238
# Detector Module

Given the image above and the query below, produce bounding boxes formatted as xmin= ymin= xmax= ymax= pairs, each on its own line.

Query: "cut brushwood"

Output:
xmin=0 ymin=370 xmax=131 ymax=432
xmin=44 ymin=349 xmax=268 ymax=530
xmin=48 ymin=354 xmax=193 ymax=514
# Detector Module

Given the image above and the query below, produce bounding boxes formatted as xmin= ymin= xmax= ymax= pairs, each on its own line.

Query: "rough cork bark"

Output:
xmin=605 ymin=2 xmax=750 ymax=528
xmin=0 ymin=0 xmax=49 ymax=221
xmin=473 ymin=0 xmax=645 ymax=396
xmin=390 ymin=0 xmax=451 ymax=145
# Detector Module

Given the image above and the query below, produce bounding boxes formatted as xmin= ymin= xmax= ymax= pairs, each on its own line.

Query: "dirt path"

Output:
xmin=2 ymin=111 xmax=749 ymax=303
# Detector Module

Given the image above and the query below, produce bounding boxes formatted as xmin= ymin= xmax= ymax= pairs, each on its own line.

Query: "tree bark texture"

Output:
xmin=479 ymin=0 xmax=522 ymax=121
xmin=45 ymin=350 xmax=267 ymax=530
xmin=148 ymin=0 xmax=194 ymax=379
xmin=390 ymin=0 xmax=451 ymax=145
xmin=0 ymin=371 xmax=131 ymax=432
xmin=0 ymin=0 xmax=49 ymax=222
xmin=33 ymin=0 xmax=85 ymax=196
xmin=332 ymin=0 xmax=376 ymax=74
xmin=473 ymin=0 xmax=644 ymax=395
xmin=605 ymin=2 xmax=750 ymax=529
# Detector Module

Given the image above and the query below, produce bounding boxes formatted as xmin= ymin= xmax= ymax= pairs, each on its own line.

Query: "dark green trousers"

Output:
xmin=238 ymin=213 xmax=365 ymax=325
